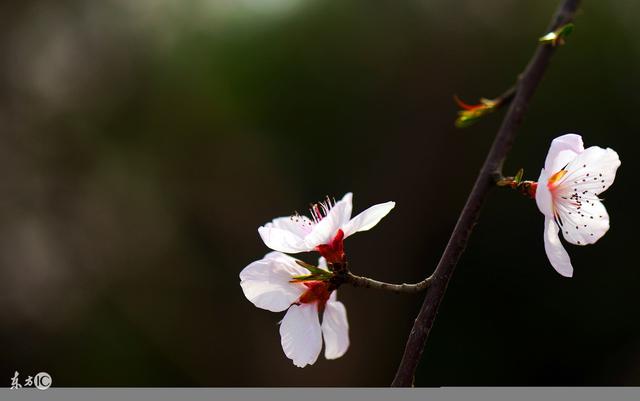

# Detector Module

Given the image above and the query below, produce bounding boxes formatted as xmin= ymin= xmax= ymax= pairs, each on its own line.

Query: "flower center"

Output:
xmin=547 ymin=169 xmax=568 ymax=190
xmin=316 ymin=229 xmax=346 ymax=264
xmin=309 ymin=196 xmax=336 ymax=224
xmin=298 ymin=281 xmax=331 ymax=311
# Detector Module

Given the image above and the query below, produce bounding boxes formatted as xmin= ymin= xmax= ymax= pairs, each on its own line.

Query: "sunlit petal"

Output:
xmin=279 ymin=303 xmax=323 ymax=368
xmin=239 ymin=252 xmax=308 ymax=312
xmin=543 ymin=218 xmax=573 ymax=277
xmin=322 ymin=292 xmax=349 ymax=360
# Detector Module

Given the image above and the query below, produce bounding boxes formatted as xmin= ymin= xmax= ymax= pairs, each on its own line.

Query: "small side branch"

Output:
xmin=454 ymin=84 xmax=517 ymax=128
xmin=492 ymin=84 xmax=518 ymax=108
xmin=345 ymin=272 xmax=431 ymax=294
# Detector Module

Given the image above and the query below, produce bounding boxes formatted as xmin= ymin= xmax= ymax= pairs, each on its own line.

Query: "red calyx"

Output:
xmin=298 ymin=281 xmax=331 ymax=311
xmin=508 ymin=179 xmax=538 ymax=199
xmin=315 ymin=229 xmax=346 ymax=264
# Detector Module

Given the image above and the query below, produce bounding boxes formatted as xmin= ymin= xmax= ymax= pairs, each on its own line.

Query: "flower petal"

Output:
xmin=336 ymin=192 xmax=353 ymax=227
xmin=240 ymin=252 xmax=308 ymax=312
xmin=555 ymin=198 xmax=610 ymax=246
xmin=258 ymin=217 xmax=313 ymax=253
xmin=304 ymin=193 xmax=353 ymax=248
xmin=544 ymin=134 xmax=584 ymax=174
xmin=342 ymin=201 xmax=395 ymax=238
xmin=551 ymin=146 xmax=619 ymax=245
xmin=322 ymin=292 xmax=349 ymax=360
xmin=556 ymin=146 xmax=621 ymax=196
xmin=535 ymin=169 xmax=554 ymax=218
xmin=279 ymin=303 xmax=323 ymax=368
xmin=543 ymin=218 xmax=573 ymax=277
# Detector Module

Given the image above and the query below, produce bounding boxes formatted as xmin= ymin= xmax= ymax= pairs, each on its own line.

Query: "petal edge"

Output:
xmin=342 ymin=201 xmax=395 ymax=238
xmin=543 ymin=218 xmax=574 ymax=278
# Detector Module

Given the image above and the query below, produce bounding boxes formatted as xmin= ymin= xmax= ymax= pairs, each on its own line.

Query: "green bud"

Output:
xmin=514 ymin=168 xmax=524 ymax=184
xmin=539 ymin=23 xmax=574 ymax=46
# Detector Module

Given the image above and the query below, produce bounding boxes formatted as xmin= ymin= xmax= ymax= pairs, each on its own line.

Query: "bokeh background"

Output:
xmin=0 ymin=0 xmax=638 ymax=387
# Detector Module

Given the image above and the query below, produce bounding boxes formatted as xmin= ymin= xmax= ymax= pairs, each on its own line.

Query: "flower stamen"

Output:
xmin=309 ymin=196 xmax=336 ymax=223
xmin=547 ymin=169 xmax=568 ymax=189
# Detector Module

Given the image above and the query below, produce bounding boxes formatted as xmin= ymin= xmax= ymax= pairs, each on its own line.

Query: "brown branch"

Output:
xmin=344 ymin=272 xmax=432 ymax=294
xmin=494 ymin=84 xmax=517 ymax=106
xmin=391 ymin=0 xmax=582 ymax=387
xmin=324 ymin=261 xmax=432 ymax=294
xmin=484 ymin=84 xmax=518 ymax=112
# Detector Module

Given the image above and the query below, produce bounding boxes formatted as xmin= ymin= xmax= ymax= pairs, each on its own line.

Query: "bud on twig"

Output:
xmin=453 ymin=85 xmax=516 ymax=128
xmin=496 ymin=168 xmax=538 ymax=198
xmin=539 ymin=23 xmax=574 ymax=46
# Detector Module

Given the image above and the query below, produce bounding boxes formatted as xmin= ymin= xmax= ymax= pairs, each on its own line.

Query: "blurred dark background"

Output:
xmin=0 ymin=0 xmax=638 ymax=387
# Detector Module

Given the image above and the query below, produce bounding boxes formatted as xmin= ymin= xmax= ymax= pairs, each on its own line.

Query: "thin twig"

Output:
xmin=391 ymin=0 xmax=582 ymax=387
xmin=454 ymin=84 xmax=517 ymax=128
xmin=345 ymin=272 xmax=432 ymax=294
xmin=491 ymin=84 xmax=518 ymax=109
xmin=325 ymin=261 xmax=432 ymax=293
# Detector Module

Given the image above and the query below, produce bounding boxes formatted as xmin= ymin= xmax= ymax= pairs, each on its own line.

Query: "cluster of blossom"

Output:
xmin=239 ymin=133 xmax=620 ymax=367
xmin=240 ymin=192 xmax=394 ymax=367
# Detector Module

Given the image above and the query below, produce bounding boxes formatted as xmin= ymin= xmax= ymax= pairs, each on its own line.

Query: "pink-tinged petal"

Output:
xmin=555 ymin=198 xmax=610 ymax=246
xmin=303 ymin=219 xmax=338 ymax=249
xmin=304 ymin=193 xmax=352 ymax=248
xmin=318 ymin=257 xmax=328 ymax=269
xmin=535 ymin=169 xmax=554 ymax=218
xmin=337 ymin=192 xmax=353 ymax=227
xmin=258 ymin=218 xmax=312 ymax=253
xmin=239 ymin=252 xmax=308 ymax=312
xmin=272 ymin=215 xmax=316 ymax=238
xmin=342 ymin=201 xmax=395 ymax=238
xmin=556 ymin=146 xmax=621 ymax=196
xmin=543 ymin=218 xmax=573 ymax=277
xmin=550 ymin=146 xmax=619 ymax=246
xmin=322 ymin=292 xmax=349 ymax=360
xmin=279 ymin=303 xmax=323 ymax=368
xmin=544 ymin=134 xmax=584 ymax=174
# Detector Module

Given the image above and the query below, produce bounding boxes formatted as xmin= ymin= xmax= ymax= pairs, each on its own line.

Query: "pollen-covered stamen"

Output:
xmin=288 ymin=212 xmax=315 ymax=234
xmin=547 ymin=169 xmax=568 ymax=189
xmin=309 ymin=196 xmax=336 ymax=224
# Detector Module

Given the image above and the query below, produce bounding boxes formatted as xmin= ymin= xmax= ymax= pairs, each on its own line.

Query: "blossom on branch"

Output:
xmin=535 ymin=134 xmax=621 ymax=277
xmin=258 ymin=193 xmax=395 ymax=264
xmin=240 ymin=252 xmax=349 ymax=367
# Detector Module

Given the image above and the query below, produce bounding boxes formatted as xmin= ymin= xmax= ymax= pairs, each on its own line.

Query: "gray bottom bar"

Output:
xmin=1 ymin=387 xmax=639 ymax=401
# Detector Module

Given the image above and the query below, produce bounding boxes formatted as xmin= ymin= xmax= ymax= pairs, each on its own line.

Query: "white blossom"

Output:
xmin=240 ymin=253 xmax=349 ymax=367
xmin=535 ymin=134 xmax=621 ymax=277
xmin=258 ymin=193 xmax=394 ymax=262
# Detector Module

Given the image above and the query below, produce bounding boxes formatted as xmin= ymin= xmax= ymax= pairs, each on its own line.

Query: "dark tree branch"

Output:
xmin=391 ymin=0 xmax=582 ymax=387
